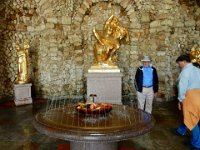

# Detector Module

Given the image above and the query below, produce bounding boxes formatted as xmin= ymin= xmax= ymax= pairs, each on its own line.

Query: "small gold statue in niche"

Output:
xmin=190 ymin=46 xmax=200 ymax=66
xmin=15 ymin=42 xmax=30 ymax=84
xmin=93 ymin=15 xmax=129 ymax=66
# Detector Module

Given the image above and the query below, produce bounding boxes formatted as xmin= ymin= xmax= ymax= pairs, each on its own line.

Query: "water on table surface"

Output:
xmin=36 ymin=98 xmax=152 ymax=134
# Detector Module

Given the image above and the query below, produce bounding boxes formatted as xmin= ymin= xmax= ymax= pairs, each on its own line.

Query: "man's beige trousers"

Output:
xmin=137 ymin=87 xmax=154 ymax=114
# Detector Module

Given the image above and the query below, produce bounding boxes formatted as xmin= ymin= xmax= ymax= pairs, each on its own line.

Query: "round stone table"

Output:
xmin=33 ymin=104 xmax=155 ymax=150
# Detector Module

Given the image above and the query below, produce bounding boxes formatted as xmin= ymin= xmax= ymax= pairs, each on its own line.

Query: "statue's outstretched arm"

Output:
xmin=93 ymin=28 xmax=104 ymax=45
xmin=104 ymin=15 xmax=114 ymax=30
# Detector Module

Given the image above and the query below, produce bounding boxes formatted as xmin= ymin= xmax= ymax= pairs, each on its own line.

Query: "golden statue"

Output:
xmin=92 ymin=15 xmax=129 ymax=67
xmin=190 ymin=47 xmax=200 ymax=65
xmin=16 ymin=43 xmax=30 ymax=84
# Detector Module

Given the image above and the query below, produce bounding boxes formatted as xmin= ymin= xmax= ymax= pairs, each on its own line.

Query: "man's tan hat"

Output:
xmin=141 ymin=55 xmax=151 ymax=62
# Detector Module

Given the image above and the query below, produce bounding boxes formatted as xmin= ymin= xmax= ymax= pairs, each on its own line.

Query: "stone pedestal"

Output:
xmin=14 ymin=83 xmax=32 ymax=106
xmin=86 ymin=72 xmax=122 ymax=104
xmin=71 ymin=141 xmax=118 ymax=150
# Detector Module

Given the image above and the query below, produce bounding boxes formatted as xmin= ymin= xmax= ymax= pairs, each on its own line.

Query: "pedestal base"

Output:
xmin=70 ymin=141 xmax=118 ymax=150
xmin=14 ymin=83 xmax=32 ymax=106
xmin=86 ymin=72 xmax=122 ymax=104
xmin=14 ymin=98 xmax=32 ymax=106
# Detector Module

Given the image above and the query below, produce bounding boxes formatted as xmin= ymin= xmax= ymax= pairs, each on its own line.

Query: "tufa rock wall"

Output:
xmin=0 ymin=0 xmax=200 ymax=101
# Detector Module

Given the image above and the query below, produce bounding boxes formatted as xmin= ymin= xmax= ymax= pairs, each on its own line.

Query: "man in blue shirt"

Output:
xmin=134 ymin=55 xmax=158 ymax=114
xmin=175 ymin=54 xmax=200 ymax=150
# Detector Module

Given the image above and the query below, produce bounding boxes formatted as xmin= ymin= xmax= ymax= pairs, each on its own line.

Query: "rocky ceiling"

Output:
xmin=179 ymin=0 xmax=200 ymax=6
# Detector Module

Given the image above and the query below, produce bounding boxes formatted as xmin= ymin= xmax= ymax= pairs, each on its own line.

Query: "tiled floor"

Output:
xmin=0 ymin=100 xmax=192 ymax=150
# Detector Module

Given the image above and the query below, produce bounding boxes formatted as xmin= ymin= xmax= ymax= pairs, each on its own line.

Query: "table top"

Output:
xmin=33 ymin=104 xmax=155 ymax=142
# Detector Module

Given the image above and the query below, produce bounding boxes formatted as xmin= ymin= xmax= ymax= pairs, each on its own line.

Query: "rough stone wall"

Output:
xmin=0 ymin=0 xmax=200 ymax=101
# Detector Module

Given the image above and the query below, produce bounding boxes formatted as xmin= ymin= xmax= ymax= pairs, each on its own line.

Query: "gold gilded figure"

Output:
xmin=190 ymin=47 xmax=200 ymax=65
xmin=93 ymin=15 xmax=129 ymax=66
xmin=16 ymin=43 xmax=30 ymax=84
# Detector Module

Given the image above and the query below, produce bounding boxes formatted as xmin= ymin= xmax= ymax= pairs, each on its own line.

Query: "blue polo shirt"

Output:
xmin=143 ymin=65 xmax=153 ymax=87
